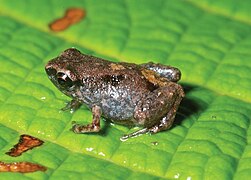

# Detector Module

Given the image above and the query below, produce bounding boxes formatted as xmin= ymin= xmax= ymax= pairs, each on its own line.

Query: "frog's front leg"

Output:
xmin=121 ymin=82 xmax=184 ymax=141
xmin=61 ymin=99 xmax=82 ymax=112
xmin=72 ymin=105 xmax=101 ymax=133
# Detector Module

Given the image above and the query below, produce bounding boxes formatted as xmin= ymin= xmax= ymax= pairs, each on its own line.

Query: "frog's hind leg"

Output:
xmin=121 ymin=82 xmax=184 ymax=141
xmin=120 ymin=99 xmax=181 ymax=141
xmin=141 ymin=62 xmax=181 ymax=82
xmin=147 ymin=84 xmax=184 ymax=134
xmin=148 ymin=99 xmax=180 ymax=134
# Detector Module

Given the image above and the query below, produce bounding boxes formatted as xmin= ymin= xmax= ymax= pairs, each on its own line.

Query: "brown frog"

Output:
xmin=45 ymin=48 xmax=184 ymax=140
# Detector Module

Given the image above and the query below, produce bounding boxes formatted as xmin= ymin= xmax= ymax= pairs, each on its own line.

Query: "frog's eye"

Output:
xmin=57 ymin=72 xmax=74 ymax=88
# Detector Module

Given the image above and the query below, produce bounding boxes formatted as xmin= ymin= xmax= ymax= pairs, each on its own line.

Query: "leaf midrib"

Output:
xmin=187 ymin=0 xmax=251 ymax=26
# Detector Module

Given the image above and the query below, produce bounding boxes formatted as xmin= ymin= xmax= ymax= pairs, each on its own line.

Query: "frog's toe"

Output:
xmin=61 ymin=100 xmax=82 ymax=112
xmin=120 ymin=128 xmax=149 ymax=141
xmin=70 ymin=123 xmax=80 ymax=133
xmin=71 ymin=121 xmax=77 ymax=125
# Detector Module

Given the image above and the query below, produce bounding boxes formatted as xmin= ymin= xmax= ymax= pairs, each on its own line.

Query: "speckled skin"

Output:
xmin=45 ymin=48 xmax=184 ymax=140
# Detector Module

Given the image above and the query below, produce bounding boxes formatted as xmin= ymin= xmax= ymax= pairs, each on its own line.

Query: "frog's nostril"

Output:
xmin=45 ymin=67 xmax=57 ymax=76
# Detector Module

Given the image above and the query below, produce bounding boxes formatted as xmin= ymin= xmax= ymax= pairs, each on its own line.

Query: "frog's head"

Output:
xmin=45 ymin=48 xmax=82 ymax=97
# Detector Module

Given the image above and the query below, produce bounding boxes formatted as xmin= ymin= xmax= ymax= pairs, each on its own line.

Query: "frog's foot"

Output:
xmin=71 ymin=123 xmax=100 ymax=133
xmin=71 ymin=105 xmax=101 ymax=134
xmin=148 ymin=93 xmax=181 ymax=134
xmin=61 ymin=99 xmax=82 ymax=112
xmin=120 ymin=128 xmax=149 ymax=141
xmin=148 ymin=113 xmax=175 ymax=134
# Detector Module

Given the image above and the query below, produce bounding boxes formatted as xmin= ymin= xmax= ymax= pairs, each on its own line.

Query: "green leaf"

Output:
xmin=0 ymin=0 xmax=251 ymax=179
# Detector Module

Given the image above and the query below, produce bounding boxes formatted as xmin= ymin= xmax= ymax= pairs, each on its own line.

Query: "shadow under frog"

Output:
xmin=45 ymin=48 xmax=197 ymax=141
xmin=172 ymin=83 xmax=206 ymax=127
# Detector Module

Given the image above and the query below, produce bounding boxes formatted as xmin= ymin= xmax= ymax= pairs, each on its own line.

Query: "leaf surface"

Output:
xmin=0 ymin=0 xmax=251 ymax=179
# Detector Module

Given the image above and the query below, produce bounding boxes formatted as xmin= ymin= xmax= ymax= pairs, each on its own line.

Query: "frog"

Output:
xmin=45 ymin=48 xmax=185 ymax=141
